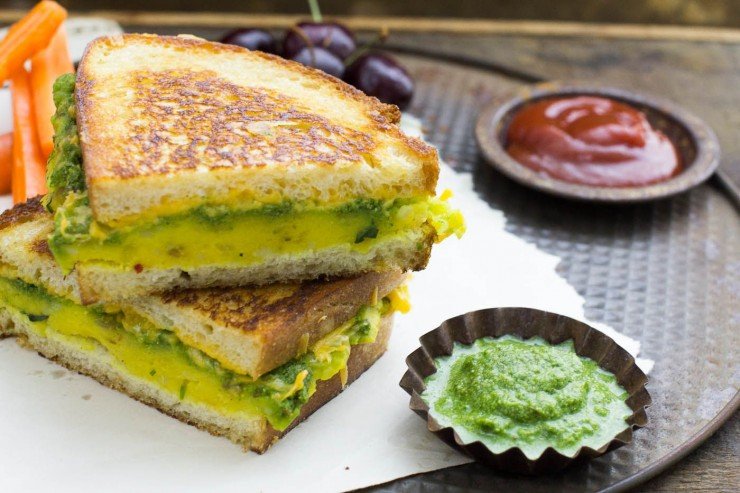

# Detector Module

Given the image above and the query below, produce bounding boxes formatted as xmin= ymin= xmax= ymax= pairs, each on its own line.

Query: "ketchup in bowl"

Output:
xmin=505 ymin=96 xmax=682 ymax=187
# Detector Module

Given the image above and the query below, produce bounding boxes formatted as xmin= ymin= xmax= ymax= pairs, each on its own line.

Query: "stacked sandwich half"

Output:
xmin=0 ymin=34 xmax=463 ymax=452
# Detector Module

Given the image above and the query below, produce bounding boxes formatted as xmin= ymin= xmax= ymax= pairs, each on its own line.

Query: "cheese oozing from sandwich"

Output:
xmin=0 ymin=275 xmax=407 ymax=431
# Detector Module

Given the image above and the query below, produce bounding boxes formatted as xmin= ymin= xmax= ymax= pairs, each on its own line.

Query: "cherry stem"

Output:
xmin=344 ymin=26 xmax=389 ymax=66
xmin=289 ymin=26 xmax=317 ymax=65
xmin=290 ymin=25 xmax=315 ymax=50
xmin=308 ymin=0 xmax=323 ymax=22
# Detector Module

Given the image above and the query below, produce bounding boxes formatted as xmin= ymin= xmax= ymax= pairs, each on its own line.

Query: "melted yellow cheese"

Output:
xmin=387 ymin=283 xmax=412 ymax=314
xmin=0 ymin=277 xmax=394 ymax=431
xmin=50 ymin=196 xmax=465 ymax=273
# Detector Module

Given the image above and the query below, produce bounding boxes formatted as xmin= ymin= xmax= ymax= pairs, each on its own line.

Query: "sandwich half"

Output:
xmin=0 ymin=199 xmax=409 ymax=452
xmin=44 ymin=33 xmax=463 ymax=303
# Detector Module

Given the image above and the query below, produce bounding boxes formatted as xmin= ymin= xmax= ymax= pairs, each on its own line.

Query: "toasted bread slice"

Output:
xmin=0 ymin=200 xmax=405 ymax=377
xmin=0 ymin=304 xmax=392 ymax=453
xmin=129 ymin=270 xmax=404 ymax=377
xmin=0 ymin=199 xmax=81 ymax=302
xmin=76 ymin=34 xmax=438 ymax=224
xmin=41 ymin=33 xmax=463 ymax=301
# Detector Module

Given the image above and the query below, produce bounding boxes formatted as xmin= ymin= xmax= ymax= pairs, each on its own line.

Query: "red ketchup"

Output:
xmin=505 ymin=96 xmax=682 ymax=187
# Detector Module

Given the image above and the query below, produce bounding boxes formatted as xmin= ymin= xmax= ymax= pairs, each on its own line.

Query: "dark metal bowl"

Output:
xmin=475 ymin=81 xmax=720 ymax=202
xmin=400 ymin=307 xmax=651 ymax=474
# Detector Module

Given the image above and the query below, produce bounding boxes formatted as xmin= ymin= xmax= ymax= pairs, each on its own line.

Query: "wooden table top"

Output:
xmin=2 ymin=1 xmax=740 ymax=28
xmin=0 ymin=10 xmax=737 ymax=491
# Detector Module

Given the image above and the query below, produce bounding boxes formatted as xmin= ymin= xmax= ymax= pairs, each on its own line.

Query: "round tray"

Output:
xmin=367 ymin=52 xmax=739 ymax=493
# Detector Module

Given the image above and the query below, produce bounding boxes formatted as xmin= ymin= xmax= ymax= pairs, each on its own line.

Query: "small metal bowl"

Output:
xmin=400 ymin=307 xmax=651 ymax=474
xmin=475 ymin=81 xmax=720 ymax=202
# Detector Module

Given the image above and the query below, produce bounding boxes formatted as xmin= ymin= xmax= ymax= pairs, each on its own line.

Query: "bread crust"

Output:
xmin=0 ymin=201 xmax=82 ymax=302
xmin=0 ymin=197 xmax=45 ymax=232
xmin=146 ymin=270 xmax=404 ymax=377
xmin=254 ymin=312 xmax=393 ymax=452
xmin=75 ymin=34 xmax=439 ymax=223
xmin=0 ymin=306 xmax=393 ymax=453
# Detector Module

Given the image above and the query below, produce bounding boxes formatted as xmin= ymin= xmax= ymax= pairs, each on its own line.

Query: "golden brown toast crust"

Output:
xmin=0 ymin=197 xmax=45 ymax=232
xmin=87 ymin=68 xmax=378 ymax=179
xmin=76 ymin=34 xmax=436 ymax=184
xmin=0 ymin=198 xmax=55 ymax=265
xmin=159 ymin=271 xmax=402 ymax=333
xmin=158 ymin=270 xmax=405 ymax=377
xmin=0 ymin=201 xmax=82 ymax=302
xmin=254 ymin=312 xmax=393 ymax=453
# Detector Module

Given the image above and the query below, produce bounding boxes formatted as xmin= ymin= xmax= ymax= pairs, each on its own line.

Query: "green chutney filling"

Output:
xmin=0 ymin=275 xmax=390 ymax=431
xmin=44 ymin=73 xmax=84 ymax=212
xmin=42 ymin=74 xmax=465 ymax=274
xmin=421 ymin=336 xmax=632 ymax=459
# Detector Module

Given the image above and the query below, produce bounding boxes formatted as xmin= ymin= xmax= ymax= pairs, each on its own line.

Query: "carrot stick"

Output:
xmin=0 ymin=1 xmax=67 ymax=83
xmin=11 ymin=133 xmax=25 ymax=204
xmin=11 ymin=69 xmax=47 ymax=203
xmin=31 ymin=24 xmax=74 ymax=158
xmin=0 ymin=133 xmax=12 ymax=194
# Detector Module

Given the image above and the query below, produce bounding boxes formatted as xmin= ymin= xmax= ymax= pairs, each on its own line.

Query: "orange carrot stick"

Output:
xmin=11 ymin=69 xmax=47 ymax=203
xmin=31 ymin=24 xmax=74 ymax=157
xmin=0 ymin=1 xmax=67 ymax=83
xmin=11 ymin=133 xmax=25 ymax=204
xmin=0 ymin=133 xmax=12 ymax=194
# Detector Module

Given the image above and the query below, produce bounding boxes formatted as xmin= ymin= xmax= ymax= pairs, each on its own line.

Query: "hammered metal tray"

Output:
xmin=361 ymin=54 xmax=739 ymax=492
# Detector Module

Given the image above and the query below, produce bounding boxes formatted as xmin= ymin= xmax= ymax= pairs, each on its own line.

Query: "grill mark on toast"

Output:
xmin=108 ymin=69 xmax=376 ymax=178
xmin=0 ymin=197 xmax=45 ymax=232
xmin=158 ymin=271 xmax=402 ymax=333
xmin=31 ymin=239 xmax=54 ymax=258
xmin=76 ymin=35 xmax=438 ymax=185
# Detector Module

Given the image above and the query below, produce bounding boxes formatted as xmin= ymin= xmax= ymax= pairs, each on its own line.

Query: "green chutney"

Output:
xmin=421 ymin=336 xmax=632 ymax=459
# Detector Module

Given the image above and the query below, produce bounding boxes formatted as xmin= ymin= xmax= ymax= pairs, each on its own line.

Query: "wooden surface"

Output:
xmin=2 ymin=11 xmax=740 ymax=42
xmin=0 ymin=11 xmax=736 ymax=491
xmin=3 ymin=1 xmax=740 ymax=27
xmin=636 ymin=414 xmax=738 ymax=492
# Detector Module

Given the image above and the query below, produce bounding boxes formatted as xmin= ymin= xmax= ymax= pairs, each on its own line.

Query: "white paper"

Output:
xmin=0 ymin=23 xmax=652 ymax=489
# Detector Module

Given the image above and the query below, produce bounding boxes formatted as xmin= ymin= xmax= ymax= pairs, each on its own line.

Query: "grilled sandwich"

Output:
xmin=44 ymin=34 xmax=463 ymax=303
xmin=0 ymin=199 xmax=409 ymax=452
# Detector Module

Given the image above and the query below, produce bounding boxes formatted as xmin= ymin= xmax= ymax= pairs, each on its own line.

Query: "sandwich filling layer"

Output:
xmin=0 ymin=275 xmax=397 ymax=431
xmin=45 ymin=74 xmax=464 ymax=274
xmin=49 ymin=193 xmax=461 ymax=274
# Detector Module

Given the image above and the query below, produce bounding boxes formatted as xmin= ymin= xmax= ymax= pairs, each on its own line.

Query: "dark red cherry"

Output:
xmin=291 ymin=46 xmax=345 ymax=79
xmin=344 ymin=52 xmax=414 ymax=109
xmin=220 ymin=28 xmax=278 ymax=54
xmin=283 ymin=22 xmax=356 ymax=61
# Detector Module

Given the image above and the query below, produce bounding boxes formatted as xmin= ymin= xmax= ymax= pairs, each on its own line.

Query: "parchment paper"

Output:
xmin=0 ymin=47 xmax=652 ymax=492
